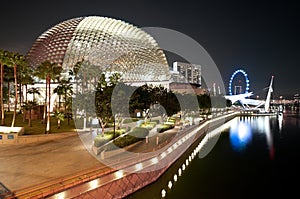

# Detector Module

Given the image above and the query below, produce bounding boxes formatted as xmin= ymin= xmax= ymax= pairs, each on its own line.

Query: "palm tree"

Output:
xmin=22 ymin=100 xmax=38 ymax=127
xmin=69 ymin=60 xmax=82 ymax=121
xmin=35 ymin=61 xmax=62 ymax=133
xmin=54 ymin=110 xmax=65 ymax=129
xmin=27 ymin=87 xmax=40 ymax=101
xmin=0 ymin=50 xmax=9 ymax=125
xmin=19 ymin=66 xmax=34 ymax=123
xmin=3 ymin=66 xmax=14 ymax=112
xmin=53 ymin=84 xmax=64 ymax=111
xmin=7 ymin=52 xmax=27 ymax=127
xmin=19 ymin=66 xmax=34 ymax=104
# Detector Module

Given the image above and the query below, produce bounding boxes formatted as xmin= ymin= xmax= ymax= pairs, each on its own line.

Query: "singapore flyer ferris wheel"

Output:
xmin=228 ymin=69 xmax=250 ymax=95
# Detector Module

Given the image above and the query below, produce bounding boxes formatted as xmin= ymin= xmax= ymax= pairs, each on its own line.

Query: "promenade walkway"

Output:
xmin=0 ymin=112 xmax=236 ymax=198
xmin=0 ymin=124 xmax=182 ymax=198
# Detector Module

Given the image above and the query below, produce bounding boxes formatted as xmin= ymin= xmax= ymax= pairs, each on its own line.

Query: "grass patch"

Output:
xmin=1 ymin=112 xmax=77 ymax=135
xmin=122 ymin=118 xmax=139 ymax=124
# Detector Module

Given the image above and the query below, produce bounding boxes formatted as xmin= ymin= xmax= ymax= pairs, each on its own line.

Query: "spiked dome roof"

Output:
xmin=26 ymin=16 xmax=170 ymax=82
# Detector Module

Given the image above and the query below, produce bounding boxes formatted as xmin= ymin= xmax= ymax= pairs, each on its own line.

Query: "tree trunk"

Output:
xmin=28 ymin=109 xmax=32 ymax=127
xmin=19 ymin=83 xmax=22 ymax=113
xmin=11 ymin=64 xmax=18 ymax=127
xmin=7 ymin=82 xmax=10 ymax=112
xmin=59 ymin=94 xmax=61 ymax=111
xmin=46 ymin=76 xmax=51 ymax=133
xmin=22 ymin=106 xmax=26 ymax=123
xmin=98 ymin=118 xmax=106 ymax=136
xmin=74 ymin=78 xmax=78 ymax=121
xmin=0 ymin=63 xmax=4 ymax=125
xmin=64 ymin=92 xmax=67 ymax=113
xmin=25 ymin=85 xmax=28 ymax=103
xmin=43 ymin=82 xmax=47 ymax=125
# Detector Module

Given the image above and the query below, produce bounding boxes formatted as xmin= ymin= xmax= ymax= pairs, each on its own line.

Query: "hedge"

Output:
xmin=157 ymin=124 xmax=174 ymax=133
xmin=113 ymin=127 xmax=149 ymax=148
xmin=93 ymin=129 xmax=126 ymax=147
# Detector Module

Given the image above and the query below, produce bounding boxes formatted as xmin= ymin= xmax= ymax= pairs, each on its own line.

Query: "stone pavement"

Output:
xmin=0 ymin=133 xmax=104 ymax=191
xmin=0 ymin=126 xmax=181 ymax=195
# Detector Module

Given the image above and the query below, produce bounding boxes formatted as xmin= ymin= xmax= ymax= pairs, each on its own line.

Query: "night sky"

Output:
xmin=0 ymin=0 xmax=299 ymax=97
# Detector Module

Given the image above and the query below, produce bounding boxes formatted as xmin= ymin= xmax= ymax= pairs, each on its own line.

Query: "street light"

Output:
xmin=113 ymin=113 xmax=118 ymax=139
xmin=113 ymin=114 xmax=116 ymax=139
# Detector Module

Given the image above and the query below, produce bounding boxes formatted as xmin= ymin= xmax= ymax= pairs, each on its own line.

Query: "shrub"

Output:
xmin=94 ymin=134 xmax=113 ymax=147
xmin=113 ymin=127 xmax=149 ymax=148
xmin=105 ymin=129 xmax=126 ymax=137
xmin=94 ymin=129 xmax=126 ymax=147
xmin=139 ymin=121 xmax=157 ymax=130
xmin=130 ymin=127 xmax=149 ymax=138
xmin=123 ymin=118 xmax=139 ymax=124
xmin=157 ymin=124 xmax=174 ymax=133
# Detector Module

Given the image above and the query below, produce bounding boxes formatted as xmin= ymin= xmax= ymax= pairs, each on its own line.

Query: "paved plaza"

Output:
xmin=0 ymin=133 xmax=103 ymax=192
xmin=0 ymin=127 xmax=179 ymax=195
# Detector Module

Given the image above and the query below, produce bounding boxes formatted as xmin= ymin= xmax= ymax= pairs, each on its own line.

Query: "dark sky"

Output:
xmin=0 ymin=0 xmax=299 ymax=97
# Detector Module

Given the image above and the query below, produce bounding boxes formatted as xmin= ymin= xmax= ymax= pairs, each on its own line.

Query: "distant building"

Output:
xmin=169 ymin=82 xmax=207 ymax=95
xmin=170 ymin=61 xmax=201 ymax=85
xmin=169 ymin=61 xmax=206 ymax=95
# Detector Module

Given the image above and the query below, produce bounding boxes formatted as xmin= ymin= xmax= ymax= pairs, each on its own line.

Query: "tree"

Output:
xmin=68 ymin=60 xmax=82 ymax=121
xmin=53 ymin=83 xmax=64 ymax=110
xmin=27 ymin=87 xmax=40 ymax=101
xmin=3 ymin=66 xmax=14 ymax=112
xmin=54 ymin=110 xmax=65 ymax=129
xmin=54 ymin=79 xmax=73 ymax=112
xmin=6 ymin=52 xmax=27 ymax=127
xmin=19 ymin=65 xmax=34 ymax=104
xmin=95 ymin=73 xmax=120 ymax=135
xmin=22 ymin=100 xmax=38 ymax=127
xmin=35 ymin=61 xmax=62 ymax=133
xmin=130 ymin=84 xmax=152 ymax=115
xmin=0 ymin=50 xmax=10 ymax=125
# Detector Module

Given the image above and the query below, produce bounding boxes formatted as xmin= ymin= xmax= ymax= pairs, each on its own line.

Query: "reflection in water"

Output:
xmin=128 ymin=112 xmax=300 ymax=198
xmin=229 ymin=116 xmax=275 ymax=159
xmin=229 ymin=118 xmax=252 ymax=152
xmin=278 ymin=113 xmax=283 ymax=132
xmin=264 ymin=116 xmax=275 ymax=160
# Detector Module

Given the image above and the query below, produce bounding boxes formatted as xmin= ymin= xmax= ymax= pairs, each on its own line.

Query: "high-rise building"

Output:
xmin=170 ymin=61 xmax=201 ymax=86
xmin=169 ymin=61 xmax=206 ymax=95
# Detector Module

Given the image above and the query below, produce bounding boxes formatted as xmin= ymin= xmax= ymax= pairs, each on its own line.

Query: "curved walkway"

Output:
xmin=0 ymin=112 xmax=236 ymax=198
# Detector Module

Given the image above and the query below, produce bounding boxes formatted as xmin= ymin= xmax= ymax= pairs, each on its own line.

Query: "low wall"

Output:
xmin=0 ymin=126 xmax=24 ymax=144
xmin=17 ymin=132 xmax=77 ymax=144
xmin=0 ymin=131 xmax=76 ymax=144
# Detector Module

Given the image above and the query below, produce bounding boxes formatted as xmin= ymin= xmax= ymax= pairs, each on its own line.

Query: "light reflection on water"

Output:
xmin=127 ymin=112 xmax=299 ymax=199
xmin=229 ymin=116 xmax=276 ymax=159
xmin=229 ymin=117 xmax=252 ymax=152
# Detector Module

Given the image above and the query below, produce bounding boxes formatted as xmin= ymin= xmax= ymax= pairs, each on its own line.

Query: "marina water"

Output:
xmin=126 ymin=110 xmax=300 ymax=198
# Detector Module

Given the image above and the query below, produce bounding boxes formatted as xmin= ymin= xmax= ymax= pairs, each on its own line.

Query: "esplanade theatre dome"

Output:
xmin=26 ymin=16 xmax=170 ymax=82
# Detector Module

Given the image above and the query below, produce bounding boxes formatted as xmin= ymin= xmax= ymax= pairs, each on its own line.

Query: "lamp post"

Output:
xmin=113 ymin=114 xmax=116 ymax=139
xmin=113 ymin=113 xmax=118 ymax=139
